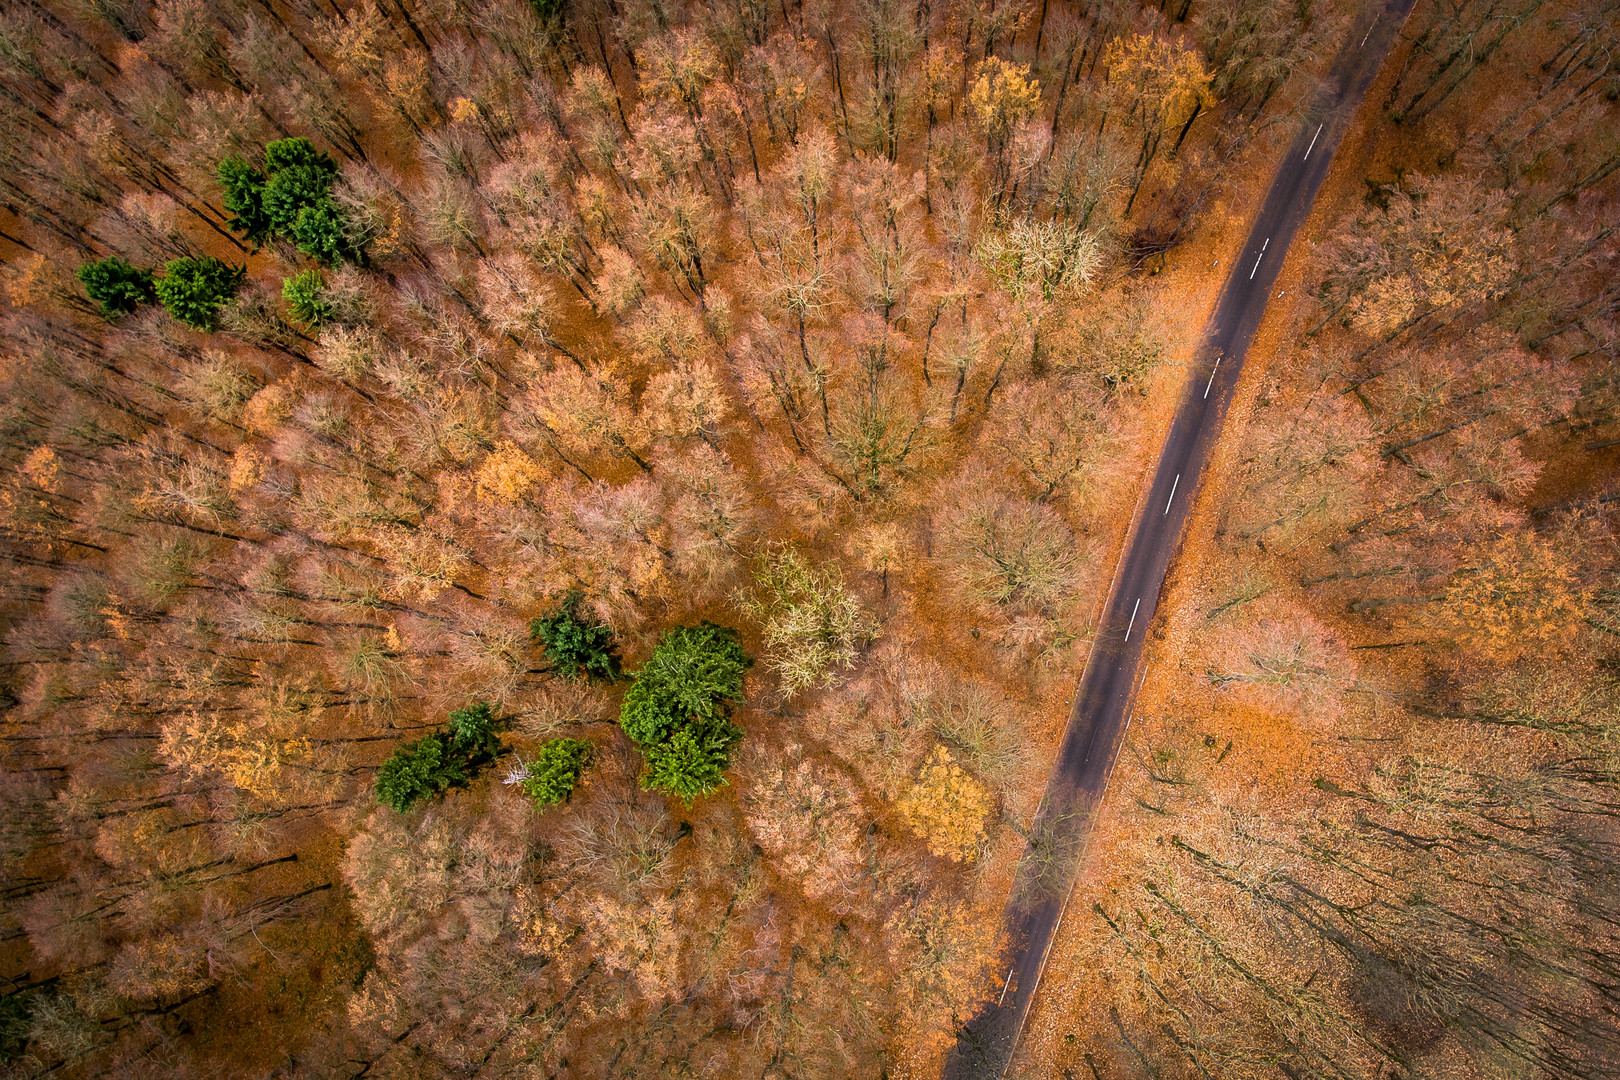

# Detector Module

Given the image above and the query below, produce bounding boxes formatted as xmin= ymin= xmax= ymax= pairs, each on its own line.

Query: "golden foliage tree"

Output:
xmin=897 ymin=745 xmax=995 ymax=861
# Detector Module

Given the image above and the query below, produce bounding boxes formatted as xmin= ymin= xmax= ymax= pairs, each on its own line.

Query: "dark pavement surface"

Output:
xmin=941 ymin=1 xmax=1419 ymax=1074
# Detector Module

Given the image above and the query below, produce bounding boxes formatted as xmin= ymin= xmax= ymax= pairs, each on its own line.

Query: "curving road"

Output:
xmin=942 ymin=0 xmax=1419 ymax=1074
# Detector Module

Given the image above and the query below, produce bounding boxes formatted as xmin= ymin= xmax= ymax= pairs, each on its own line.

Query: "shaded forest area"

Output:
xmin=1031 ymin=0 xmax=1620 ymax=1076
xmin=0 ymin=0 xmax=1358 ymax=1074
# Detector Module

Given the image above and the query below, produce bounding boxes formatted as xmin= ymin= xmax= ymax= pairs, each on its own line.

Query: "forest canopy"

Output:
xmin=0 ymin=0 xmax=1613 ymax=1074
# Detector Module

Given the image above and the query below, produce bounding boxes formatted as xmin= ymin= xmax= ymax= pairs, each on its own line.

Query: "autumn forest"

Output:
xmin=0 ymin=0 xmax=1614 ymax=1074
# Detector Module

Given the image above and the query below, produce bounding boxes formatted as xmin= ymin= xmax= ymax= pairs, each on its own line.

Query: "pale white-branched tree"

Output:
xmin=737 ymin=543 xmax=876 ymax=695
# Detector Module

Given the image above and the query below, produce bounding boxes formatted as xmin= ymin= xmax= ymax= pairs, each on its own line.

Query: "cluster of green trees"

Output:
xmin=374 ymin=701 xmax=505 ymax=813
xmin=76 ymin=254 xmax=245 ymax=330
xmin=620 ymin=623 xmax=751 ymax=802
xmin=77 ymin=137 xmax=361 ymax=332
xmin=376 ymin=610 xmax=750 ymax=811
xmin=217 ymin=138 xmax=360 ymax=266
xmin=375 ymin=701 xmax=595 ymax=812
xmin=530 ymin=596 xmax=751 ymax=801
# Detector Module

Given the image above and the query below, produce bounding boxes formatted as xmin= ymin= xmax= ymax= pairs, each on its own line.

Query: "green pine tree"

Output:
xmin=620 ymin=622 xmax=749 ymax=745
xmin=374 ymin=700 xmax=505 ymax=812
xmin=282 ymin=268 xmax=333 ymax=327
xmin=619 ymin=623 xmax=749 ymax=802
xmin=375 ymin=732 xmax=455 ymax=813
xmin=515 ymin=738 xmax=594 ymax=807
xmin=288 ymin=199 xmax=358 ymax=267
xmin=531 ymin=591 xmax=620 ymax=681
xmin=217 ymin=156 xmax=272 ymax=247
xmin=154 ymin=256 xmax=245 ymax=331
xmin=639 ymin=720 xmax=742 ymax=802
xmin=76 ymin=257 xmax=155 ymax=318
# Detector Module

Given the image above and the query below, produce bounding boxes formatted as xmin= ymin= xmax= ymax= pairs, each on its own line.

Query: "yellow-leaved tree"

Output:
xmin=1103 ymin=33 xmax=1215 ymax=213
xmin=898 ymin=745 xmax=996 ymax=861
xmin=970 ymin=56 xmax=1041 ymax=149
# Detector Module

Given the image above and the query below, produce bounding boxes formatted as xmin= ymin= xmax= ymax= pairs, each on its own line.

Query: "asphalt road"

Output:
xmin=941 ymin=0 xmax=1419 ymax=1074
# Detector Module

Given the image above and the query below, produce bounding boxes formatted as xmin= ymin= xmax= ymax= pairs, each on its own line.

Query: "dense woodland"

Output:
xmin=0 ymin=0 xmax=1613 ymax=1074
xmin=0 ymin=0 xmax=1346 ymax=1073
xmin=1039 ymin=0 xmax=1620 ymax=1076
